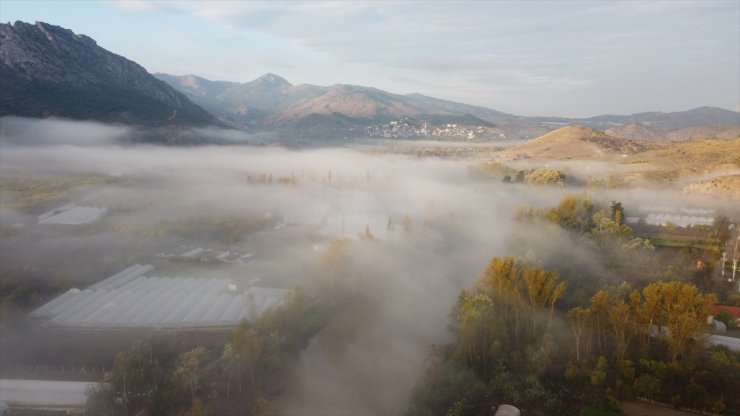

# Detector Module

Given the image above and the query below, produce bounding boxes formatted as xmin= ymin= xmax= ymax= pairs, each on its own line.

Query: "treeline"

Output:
xmin=408 ymin=257 xmax=573 ymax=415
xmin=475 ymin=162 xmax=569 ymax=186
xmin=512 ymin=195 xmax=729 ymax=298
xmin=407 ymin=257 xmax=740 ymax=415
xmin=564 ymin=281 xmax=738 ymax=414
xmin=86 ymin=287 xmax=328 ymax=416
xmin=0 ymin=266 xmax=71 ymax=328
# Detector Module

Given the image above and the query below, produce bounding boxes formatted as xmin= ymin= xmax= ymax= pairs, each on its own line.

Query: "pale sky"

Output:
xmin=2 ymin=0 xmax=739 ymax=117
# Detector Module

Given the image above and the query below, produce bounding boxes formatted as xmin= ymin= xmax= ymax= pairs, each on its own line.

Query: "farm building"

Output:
xmin=30 ymin=265 xmax=290 ymax=329
xmin=38 ymin=204 xmax=107 ymax=225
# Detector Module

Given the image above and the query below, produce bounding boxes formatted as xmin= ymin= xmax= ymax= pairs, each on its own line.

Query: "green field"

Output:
xmin=646 ymin=234 xmax=718 ymax=250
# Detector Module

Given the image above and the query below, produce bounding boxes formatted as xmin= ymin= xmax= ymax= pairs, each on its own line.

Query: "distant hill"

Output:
xmin=580 ymin=106 xmax=740 ymax=131
xmin=630 ymin=138 xmax=740 ymax=190
xmin=607 ymin=122 xmax=740 ymax=142
xmin=605 ymin=123 xmax=667 ymax=141
xmin=665 ymin=125 xmax=740 ymax=140
xmin=635 ymin=138 xmax=740 ymax=167
xmin=500 ymin=125 xmax=652 ymax=160
xmin=0 ymin=21 xmax=215 ymax=127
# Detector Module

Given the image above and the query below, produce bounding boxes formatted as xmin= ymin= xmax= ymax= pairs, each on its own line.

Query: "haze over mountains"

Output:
xmin=1 ymin=21 xmax=738 ymax=142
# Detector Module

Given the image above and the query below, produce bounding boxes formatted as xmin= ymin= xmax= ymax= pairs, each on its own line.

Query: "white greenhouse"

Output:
xmin=30 ymin=265 xmax=290 ymax=329
xmin=38 ymin=204 xmax=108 ymax=225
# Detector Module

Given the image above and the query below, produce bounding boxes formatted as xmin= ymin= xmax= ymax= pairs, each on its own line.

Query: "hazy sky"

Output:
xmin=2 ymin=0 xmax=739 ymax=117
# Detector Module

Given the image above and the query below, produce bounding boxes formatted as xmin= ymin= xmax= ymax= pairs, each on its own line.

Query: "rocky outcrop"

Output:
xmin=0 ymin=21 xmax=215 ymax=126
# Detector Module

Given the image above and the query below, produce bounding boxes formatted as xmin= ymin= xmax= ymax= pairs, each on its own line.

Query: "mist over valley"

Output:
xmin=1 ymin=6 xmax=739 ymax=416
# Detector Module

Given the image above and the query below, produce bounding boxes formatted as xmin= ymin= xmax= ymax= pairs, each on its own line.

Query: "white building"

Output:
xmin=31 ymin=265 xmax=290 ymax=329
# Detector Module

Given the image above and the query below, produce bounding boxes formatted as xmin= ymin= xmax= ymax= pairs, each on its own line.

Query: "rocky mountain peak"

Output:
xmin=0 ymin=20 xmax=215 ymax=126
xmin=254 ymin=73 xmax=291 ymax=87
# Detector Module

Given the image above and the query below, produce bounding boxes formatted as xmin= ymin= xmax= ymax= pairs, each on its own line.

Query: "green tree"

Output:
xmin=633 ymin=373 xmax=660 ymax=401
xmin=590 ymin=356 xmax=608 ymax=387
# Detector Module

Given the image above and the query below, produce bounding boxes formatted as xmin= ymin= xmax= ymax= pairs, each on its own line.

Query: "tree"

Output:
xmin=712 ymin=216 xmax=730 ymax=244
xmin=633 ymin=373 xmax=660 ymax=401
xmin=321 ymin=239 xmax=354 ymax=295
xmin=173 ymin=347 xmax=210 ymax=402
xmin=227 ymin=327 xmax=265 ymax=392
xmin=609 ymin=299 xmax=632 ymax=359
xmin=590 ymin=356 xmax=608 ymax=387
xmin=476 ymin=257 xmax=525 ymax=344
xmin=715 ymin=310 xmax=737 ymax=329
xmin=456 ymin=291 xmax=494 ymax=366
xmin=568 ymin=307 xmax=590 ymax=362
xmin=645 ymin=281 xmax=715 ymax=360
xmin=589 ymin=291 xmax=611 ymax=354
xmin=549 ymin=195 xmax=595 ymax=233
xmin=610 ymin=201 xmax=625 ymax=225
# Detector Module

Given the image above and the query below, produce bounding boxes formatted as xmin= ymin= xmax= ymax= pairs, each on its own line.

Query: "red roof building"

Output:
xmin=711 ymin=305 xmax=740 ymax=323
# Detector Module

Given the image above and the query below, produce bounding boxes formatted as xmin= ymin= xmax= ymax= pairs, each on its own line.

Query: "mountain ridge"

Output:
xmin=0 ymin=20 xmax=737 ymax=141
xmin=157 ymin=72 xmax=739 ymax=140
xmin=0 ymin=21 xmax=215 ymax=127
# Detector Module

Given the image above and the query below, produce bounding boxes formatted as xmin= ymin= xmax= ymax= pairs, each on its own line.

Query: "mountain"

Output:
xmin=159 ymin=72 xmax=740 ymax=142
xmin=665 ymin=125 xmax=740 ymax=140
xmin=606 ymin=122 xmax=740 ymax=142
xmin=0 ymin=21 xmax=215 ymax=127
xmin=157 ymin=73 xmax=552 ymax=139
xmin=154 ymin=72 xmax=326 ymax=125
xmin=500 ymin=125 xmax=653 ymax=160
xmin=270 ymin=84 xmax=423 ymax=124
xmin=579 ymin=106 xmax=740 ymax=131
xmin=605 ymin=123 xmax=667 ymax=141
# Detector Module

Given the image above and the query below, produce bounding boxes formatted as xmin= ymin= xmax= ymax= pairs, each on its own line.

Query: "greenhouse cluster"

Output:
xmin=30 ymin=265 xmax=289 ymax=329
xmin=38 ymin=204 xmax=108 ymax=225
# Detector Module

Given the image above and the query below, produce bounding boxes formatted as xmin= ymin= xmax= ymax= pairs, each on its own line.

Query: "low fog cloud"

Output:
xmin=2 ymin=117 xmax=724 ymax=414
xmin=0 ymin=116 xmax=132 ymax=146
xmin=189 ymin=126 xmax=268 ymax=144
